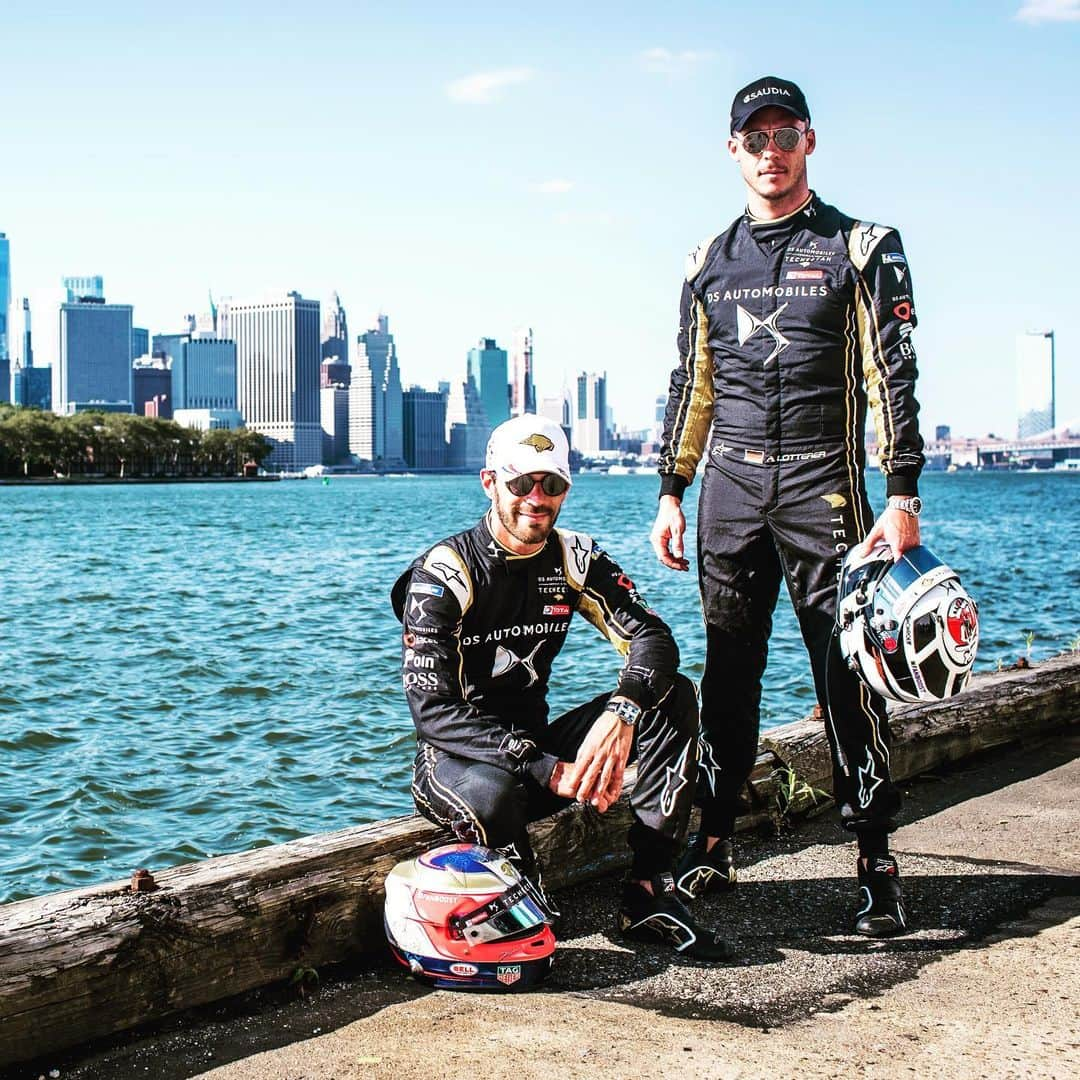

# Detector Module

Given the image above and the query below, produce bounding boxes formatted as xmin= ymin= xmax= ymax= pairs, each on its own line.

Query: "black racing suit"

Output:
xmin=390 ymin=513 xmax=699 ymax=878
xmin=658 ymin=192 xmax=924 ymax=838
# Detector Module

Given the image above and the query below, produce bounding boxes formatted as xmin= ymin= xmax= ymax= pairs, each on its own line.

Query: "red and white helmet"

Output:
xmin=384 ymin=843 xmax=556 ymax=990
xmin=837 ymin=542 xmax=979 ymax=703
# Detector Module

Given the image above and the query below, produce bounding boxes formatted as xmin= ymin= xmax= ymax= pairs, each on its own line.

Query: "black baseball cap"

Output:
xmin=730 ymin=76 xmax=810 ymax=134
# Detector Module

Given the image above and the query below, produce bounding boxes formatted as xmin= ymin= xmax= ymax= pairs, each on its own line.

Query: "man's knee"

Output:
xmin=444 ymin=763 xmax=528 ymax=845
xmin=660 ymin=673 xmax=699 ymax=742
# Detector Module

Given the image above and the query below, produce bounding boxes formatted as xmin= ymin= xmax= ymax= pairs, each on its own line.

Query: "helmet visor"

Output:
xmin=877 ymin=546 xmax=956 ymax=619
xmin=451 ymin=880 xmax=553 ymax=944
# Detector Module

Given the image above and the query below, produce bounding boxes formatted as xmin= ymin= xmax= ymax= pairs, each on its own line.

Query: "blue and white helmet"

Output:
xmin=837 ymin=543 xmax=979 ymax=703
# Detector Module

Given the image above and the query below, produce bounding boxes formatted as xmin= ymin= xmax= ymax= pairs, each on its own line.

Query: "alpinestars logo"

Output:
xmin=737 ymin=303 xmax=790 ymax=365
xmin=857 ymin=748 xmax=884 ymax=810
xmin=660 ymin=740 xmax=693 ymax=817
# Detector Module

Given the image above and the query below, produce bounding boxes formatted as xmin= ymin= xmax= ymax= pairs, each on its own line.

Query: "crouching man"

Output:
xmin=391 ymin=414 xmax=729 ymax=961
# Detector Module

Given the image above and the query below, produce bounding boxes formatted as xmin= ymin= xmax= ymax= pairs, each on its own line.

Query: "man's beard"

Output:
xmin=494 ymin=491 xmax=560 ymax=546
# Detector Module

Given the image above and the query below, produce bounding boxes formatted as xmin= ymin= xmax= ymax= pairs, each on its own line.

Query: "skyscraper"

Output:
xmin=468 ymin=337 xmax=509 ymax=429
xmin=54 ymin=295 xmax=134 ymax=414
xmin=1016 ymin=330 xmax=1055 ymax=439
xmin=349 ymin=315 xmax=403 ymax=466
xmin=574 ymin=371 xmax=608 ymax=455
xmin=510 ymin=327 xmax=535 ymax=416
xmin=219 ymin=291 xmax=322 ymax=471
xmin=445 ymin=374 xmax=489 ymax=469
xmin=321 ymin=292 xmax=349 ymax=366
xmin=132 ymin=358 xmax=172 ymax=418
xmin=62 ymin=275 xmax=105 ymax=302
xmin=0 ymin=233 xmax=10 ymax=404
xmin=10 ymin=297 xmax=51 ymax=410
xmin=403 ymin=386 xmax=448 ymax=469
xmin=131 ymin=327 xmax=149 ymax=362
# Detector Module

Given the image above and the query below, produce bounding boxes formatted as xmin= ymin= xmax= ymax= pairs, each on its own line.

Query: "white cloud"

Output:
xmin=445 ymin=67 xmax=535 ymax=104
xmin=1015 ymin=0 xmax=1080 ymax=22
xmin=530 ymin=179 xmax=574 ymax=195
xmin=639 ymin=47 xmax=715 ymax=75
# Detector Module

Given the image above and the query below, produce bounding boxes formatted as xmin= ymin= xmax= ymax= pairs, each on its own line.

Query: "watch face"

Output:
xmin=910 ymin=497 xmax=923 ymax=515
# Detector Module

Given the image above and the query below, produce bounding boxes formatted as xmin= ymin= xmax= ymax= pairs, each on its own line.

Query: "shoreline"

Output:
xmin=2 ymin=654 xmax=1076 ymax=1071
xmin=10 ymin=731 xmax=1079 ymax=1080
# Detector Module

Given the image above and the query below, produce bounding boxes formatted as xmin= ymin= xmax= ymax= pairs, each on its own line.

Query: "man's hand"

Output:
xmin=562 ymin=710 xmax=635 ymax=812
xmin=650 ymin=495 xmax=690 ymax=571
xmin=547 ymin=761 xmax=579 ymax=799
xmin=858 ymin=505 xmax=920 ymax=562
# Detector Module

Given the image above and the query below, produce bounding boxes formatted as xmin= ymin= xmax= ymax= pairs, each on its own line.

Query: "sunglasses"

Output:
xmin=739 ymin=127 xmax=804 ymax=155
xmin=504 ymin=472 xmax=570 ymax=497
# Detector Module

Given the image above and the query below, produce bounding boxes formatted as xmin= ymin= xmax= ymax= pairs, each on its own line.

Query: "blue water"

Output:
xmin=1 ymin=471 xmax=1077 ymax=903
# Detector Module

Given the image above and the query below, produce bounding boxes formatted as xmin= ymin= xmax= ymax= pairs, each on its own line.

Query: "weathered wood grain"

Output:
xmin=1 ymin=653 xmax=1076 ymax=1067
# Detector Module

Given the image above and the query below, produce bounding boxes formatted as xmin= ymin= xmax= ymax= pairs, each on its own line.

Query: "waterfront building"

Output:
xmin=53 ymin=295 xmax=134 ymax=414
xmin=174 ymin=408 xmax=244 ymax=431
xmin=131 ymin=327 xmax=149 ymax=362
xmin=510 ymin=327 xmax=535 ymax=417
xmin=320 ymin=386 xmax=350 ymax=464
xmin=179 ymin=338 xmax=237 ymax=411
xmin=573 ymin=371 xmax=609 ymax=455
xmin=321 ymin=358 xmax=350 ymax=388
xmin=1017 ymin=331 xmax=1055 ymax=439
xmin=445 ymin=373 xmax=489 ymax=469
xmin=218 ymin=291 xmax=322 ymax=472
xmin=132 ymin=357 xmax=172 ymax=418
xmin=11 ymin=297 xmax=51 ymax=409
xmin=62 ymin=275 xmax=104 ymax=302
xmin=349 ymin=315 xmax=404 ymax=466
xmin=539 ymin=392 xmax=571 ymax=429
xmin=321 ymin=292 xmax=349 ymax=367
xmin=403 ymin=386 xmax=448 ymax=469
xmin=468 ymin=337 xmax=510 ymax=428
xmin=0 ymin=233 xmax=9 ymax=404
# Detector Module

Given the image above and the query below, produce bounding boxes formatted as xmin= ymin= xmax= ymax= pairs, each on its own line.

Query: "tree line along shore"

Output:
xmin=0 ymin=405 xmax=274 ymax=479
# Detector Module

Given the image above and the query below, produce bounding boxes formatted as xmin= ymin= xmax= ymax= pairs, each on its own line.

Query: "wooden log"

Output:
xmin=1 ymin=654 xmax=1077 ymax=1067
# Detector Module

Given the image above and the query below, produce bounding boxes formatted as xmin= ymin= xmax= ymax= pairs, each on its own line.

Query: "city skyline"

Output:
xmin=2 ymin=3 xmax=1078 ymax=438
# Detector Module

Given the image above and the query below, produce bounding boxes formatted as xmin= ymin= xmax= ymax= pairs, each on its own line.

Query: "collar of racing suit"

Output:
xmin=478 ymin=512 xmax=554 ymax=571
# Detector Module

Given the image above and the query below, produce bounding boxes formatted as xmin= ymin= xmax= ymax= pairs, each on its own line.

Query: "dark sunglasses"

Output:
xmin=740 ymin=127 xmax=804 ymax=154
xmin=505 ymin=472 xmax=570 ymax=497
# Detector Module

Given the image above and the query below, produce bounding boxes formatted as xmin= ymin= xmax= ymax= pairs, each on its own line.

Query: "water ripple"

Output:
xmin=1 ymin=472 xmax=1076 ymax=902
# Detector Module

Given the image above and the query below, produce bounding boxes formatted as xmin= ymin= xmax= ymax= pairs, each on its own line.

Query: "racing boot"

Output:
xmin=674 ymin=833 xmax=737 ymax=902
xmin=619 ymin=872 xmax=733 ymax=961
xmin=854 ymin=854 xmax=908 ymax=937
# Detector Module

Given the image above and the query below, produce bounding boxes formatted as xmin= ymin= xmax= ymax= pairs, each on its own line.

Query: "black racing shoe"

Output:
xmin=619 ymin=872 xmax=733 ymax=962
xmin=675 ymin=834 xmax=737 ymax=902
xmin=854 ymin=854 xmax=908 ymax=937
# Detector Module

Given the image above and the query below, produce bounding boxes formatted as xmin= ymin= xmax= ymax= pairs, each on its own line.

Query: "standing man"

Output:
xmin=392 ymin=414 xmax=730 ymax=960
xmin=651 ymin=76 xmax=924 ymax=936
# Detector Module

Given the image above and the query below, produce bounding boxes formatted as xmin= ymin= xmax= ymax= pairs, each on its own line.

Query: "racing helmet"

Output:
xmin=836 ymin=542 xmax=979 ymax=703
xmin=384 ymin=843 xmax=556 ymax=990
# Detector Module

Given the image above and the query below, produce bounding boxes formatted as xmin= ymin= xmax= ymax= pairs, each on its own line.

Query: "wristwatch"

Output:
xmin=608 ymin=698 xmax=643 ymax=727
xmin=888 ymin=495 xmax=923 ymax=517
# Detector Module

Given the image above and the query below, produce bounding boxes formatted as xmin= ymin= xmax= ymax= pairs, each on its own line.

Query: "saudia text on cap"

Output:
xmin=743 ymin=85 xmax=792 ymax=103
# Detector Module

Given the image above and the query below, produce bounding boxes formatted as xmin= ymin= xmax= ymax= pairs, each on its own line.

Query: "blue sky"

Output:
xmin=3 ymin=0 xmax=1079 ymax=436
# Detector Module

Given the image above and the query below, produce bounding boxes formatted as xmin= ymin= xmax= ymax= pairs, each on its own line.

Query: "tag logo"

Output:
xmin=497 ymin=965 xmax=522 ymax=986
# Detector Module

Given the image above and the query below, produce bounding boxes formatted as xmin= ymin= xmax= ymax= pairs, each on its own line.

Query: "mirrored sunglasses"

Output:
xmin=740 ymin=127 xmax=804 ymax=154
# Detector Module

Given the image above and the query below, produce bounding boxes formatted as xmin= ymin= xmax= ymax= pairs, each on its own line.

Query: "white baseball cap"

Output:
xmin=485 ymin=414 xmax=572 ymax=486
